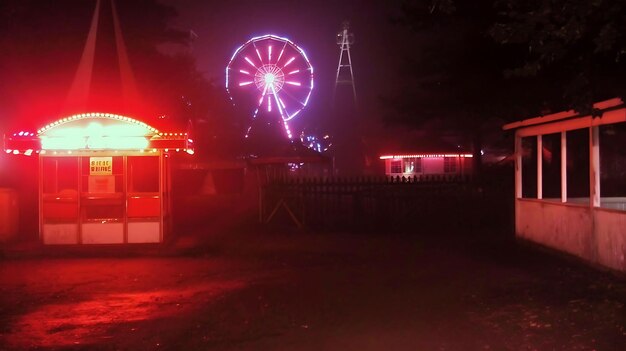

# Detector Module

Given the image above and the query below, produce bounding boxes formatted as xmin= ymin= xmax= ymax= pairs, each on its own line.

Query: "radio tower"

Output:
xmin=334 ymin=21 xmax=356 ymax=104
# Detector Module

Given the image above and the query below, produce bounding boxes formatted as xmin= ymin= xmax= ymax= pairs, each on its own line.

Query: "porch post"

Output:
xmin=537 ymin=134 xmax=542 ymax=199
xmin=561 ymin=131 xmax=567 ymax=203
xmin=515 ymin=133 xmax=522 ymax=199
xmin=590 ymin=126 xmax=600 ymax=207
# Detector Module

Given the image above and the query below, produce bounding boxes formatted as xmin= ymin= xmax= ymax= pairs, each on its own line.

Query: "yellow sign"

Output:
xmin=90 ymin=157 xmax=113 ymax=175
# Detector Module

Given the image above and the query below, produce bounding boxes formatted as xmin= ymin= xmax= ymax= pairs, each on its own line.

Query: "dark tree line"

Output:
xmin=385 ymin=0 xmax=626 ymax=173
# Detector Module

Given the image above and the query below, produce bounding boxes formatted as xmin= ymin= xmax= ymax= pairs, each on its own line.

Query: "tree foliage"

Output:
xmin=390 ymin=0 xmax=626 ymax=127
xmin=490 ymin=0 xmax=626 ymax=112
xmin=387 ymin=0 xmax=547 ymax=130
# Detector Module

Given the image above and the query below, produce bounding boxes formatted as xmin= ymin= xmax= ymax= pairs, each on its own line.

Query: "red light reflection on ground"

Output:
xmin=0 ymin=257 xmax=258 ymax=349
xmin=6 ymin=281 xmax=244 ymax=349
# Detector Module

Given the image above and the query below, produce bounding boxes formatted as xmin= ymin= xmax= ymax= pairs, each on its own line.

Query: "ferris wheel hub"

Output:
xmin=254 ymin=64 xmax=285 ymax=94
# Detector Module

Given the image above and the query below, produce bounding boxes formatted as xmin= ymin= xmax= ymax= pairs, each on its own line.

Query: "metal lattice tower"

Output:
xmin=334 ymin=21 xmax=356 ymax=104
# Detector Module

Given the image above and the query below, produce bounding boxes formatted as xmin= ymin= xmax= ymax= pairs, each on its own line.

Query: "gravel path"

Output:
xmin=0 ymin=230 xmax=624 ymax=350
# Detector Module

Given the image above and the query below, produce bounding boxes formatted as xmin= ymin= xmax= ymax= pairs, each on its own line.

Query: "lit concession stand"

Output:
xmin=4 ymin=112 xmax=192 ymax=245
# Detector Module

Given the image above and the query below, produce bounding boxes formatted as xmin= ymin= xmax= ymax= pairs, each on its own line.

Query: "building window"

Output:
xmin=390 ymin=160 xmax=402 ymax=174
xmin=404 ymin=158 xmax=422 ymax=173
xmin=444 ymin=157 xmax=457 ymax=173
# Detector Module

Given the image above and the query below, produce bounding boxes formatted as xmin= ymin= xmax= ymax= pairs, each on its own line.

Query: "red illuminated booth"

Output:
xmin=4 ymin=112 xmax=193 ymax=245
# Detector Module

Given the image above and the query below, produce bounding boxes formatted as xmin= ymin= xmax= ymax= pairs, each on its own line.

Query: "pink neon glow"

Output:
xmin=264 ymin=73 xmax=276 ymax=85
xmin=226 ymin=34 xmax=314 ymax=139
xmin=244 ymin=56 xmax=256 ymax=68
xmin=283 ymin=56 xmax=296 ymax=67
xmin=40 ymin=121 xmax=151 ymax=150
xmin=3 ymin=113 xmax=190 ymax=153
xmin=245 ymin=83 xmax=270 ymax=138
xmin=277 ymin=47 xmax=285 ymax=63
xmin=379 ymin=154 xmax=474 ymax=160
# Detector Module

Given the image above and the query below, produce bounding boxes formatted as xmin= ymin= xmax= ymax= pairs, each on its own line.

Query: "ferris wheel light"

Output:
xmin=264 ymin=73 xmax=276 ymax=85
xmin=244 ymin=56 xmax=256 ymax=68
xmin=277 ymin=47 xmax=285 ymax=63
xmin=283 ymin=56 xmax=296 ymax=67
xmin=226 ymin=34 xmax=314 ymax=137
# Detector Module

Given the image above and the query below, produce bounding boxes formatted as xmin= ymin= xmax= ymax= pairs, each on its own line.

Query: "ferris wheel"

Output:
xmin=226 ymin=34 xmax=314 ymax=139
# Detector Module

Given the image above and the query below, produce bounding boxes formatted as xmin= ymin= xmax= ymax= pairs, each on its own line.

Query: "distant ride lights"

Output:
xmin=226 ymin=34 xmax=314 ymax=140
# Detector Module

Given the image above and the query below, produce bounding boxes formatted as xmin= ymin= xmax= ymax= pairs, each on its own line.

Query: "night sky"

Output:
xmin=161 ymin=0 xmax=407 ymax=137
xmin=164 ymin=0 xmax=402 ymax=95
xmin=0 ymin=0 xmax=413 ymax=165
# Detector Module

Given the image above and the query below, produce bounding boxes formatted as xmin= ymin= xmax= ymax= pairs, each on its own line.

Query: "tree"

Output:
xmin=490 ymin=0 xmax=626 ymax=113
xmin=387 ymin=0 xmax=550 ymax=176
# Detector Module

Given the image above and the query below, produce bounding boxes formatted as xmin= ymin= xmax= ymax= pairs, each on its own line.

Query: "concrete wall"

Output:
xmin=516 ymin=199 xmax=626 ymax=271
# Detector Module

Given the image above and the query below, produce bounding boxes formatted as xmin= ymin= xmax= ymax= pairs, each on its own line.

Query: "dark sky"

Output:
xmin=0 ymin=0 xmax=416 ymax=170
xmin=161 ymin=0 xmax=407 ymax=134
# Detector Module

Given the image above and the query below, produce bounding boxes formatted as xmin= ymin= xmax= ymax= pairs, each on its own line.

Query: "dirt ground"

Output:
xmin=0 ymin=228 xmax=624 ymax=351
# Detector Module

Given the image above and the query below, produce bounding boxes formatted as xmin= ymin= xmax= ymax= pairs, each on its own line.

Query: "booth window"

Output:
xmin=128 ymin=156 xmax=159 ymax=193
xmin=81 ymin=156 xmax=123 ymax=193
xmin=42 ymin=157 xmax=79 ymax=194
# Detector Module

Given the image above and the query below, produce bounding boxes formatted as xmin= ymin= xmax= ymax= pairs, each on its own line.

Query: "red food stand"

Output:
xmin=4 ymin=112 xmax=192 ymax=245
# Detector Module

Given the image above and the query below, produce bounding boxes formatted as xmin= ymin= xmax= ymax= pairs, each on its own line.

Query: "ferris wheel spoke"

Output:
xmin=278 ymin=87 xmax=307 ymax=108
xmin=244 ymin=56 xmax=257 ymax=68
xmin=276 ymin=41 xmax=288 ymax=65
xmin=245 ymin=83 xmax=270 ymax=138
xmin=271 ymin=86 xmax=293 ymax=139
xmin=282 ymin=56 xmax=296 ymax=69
xmin=252 ymin=41 xmax=263 ymax=64
xmin=251 ymin=84 xmax=269 ymax=118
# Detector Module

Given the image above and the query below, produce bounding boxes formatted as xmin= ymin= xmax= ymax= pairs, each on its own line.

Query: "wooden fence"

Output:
xmin=259 ymin=174 xmax=486 ymax=231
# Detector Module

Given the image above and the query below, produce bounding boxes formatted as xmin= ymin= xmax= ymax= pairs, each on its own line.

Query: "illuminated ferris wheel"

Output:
xmin=226 ymin=34 xmax=314 ymax=139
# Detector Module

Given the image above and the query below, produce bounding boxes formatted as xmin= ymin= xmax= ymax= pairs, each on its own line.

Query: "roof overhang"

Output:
xmin=4 ymin=112 xmax=194 ymax=156
xmin=379 ymin=153 xmax=473 ymax=160
xmin=502 ymin=98 xmax=625 ymax=132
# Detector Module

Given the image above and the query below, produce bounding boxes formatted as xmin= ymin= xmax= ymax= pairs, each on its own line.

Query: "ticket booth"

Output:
xmin=4 ymin=112 xmax=193 ymax=245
